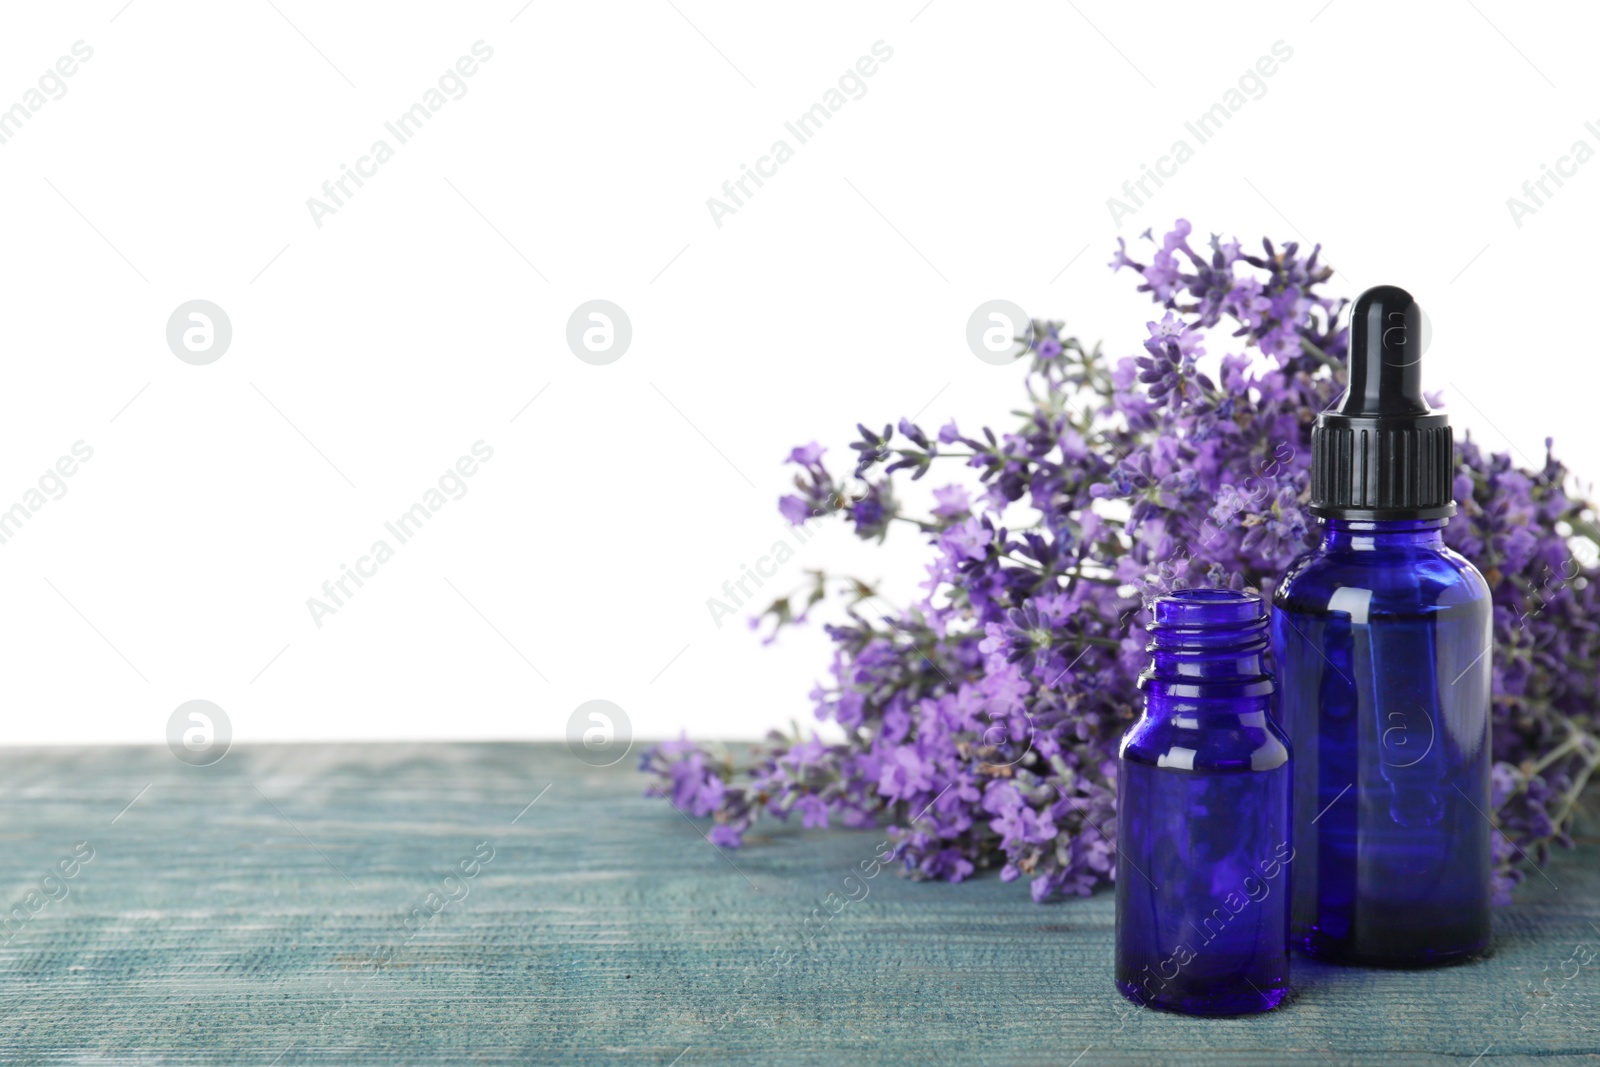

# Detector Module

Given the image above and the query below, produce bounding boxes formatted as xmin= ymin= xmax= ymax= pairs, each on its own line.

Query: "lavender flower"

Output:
xmin=644 ymin=220 xmax=1600 ymax=904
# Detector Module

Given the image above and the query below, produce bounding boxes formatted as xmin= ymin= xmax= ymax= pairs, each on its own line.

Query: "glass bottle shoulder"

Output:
xmin=1120 ymin=703 xmax=1290 ymax=774
xmin=1274 ymin=539 xmax=1490 ymax=619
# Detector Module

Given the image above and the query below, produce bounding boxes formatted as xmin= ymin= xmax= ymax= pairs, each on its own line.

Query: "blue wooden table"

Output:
xmin=1 ymin=743 xmax=1595 ymax=1066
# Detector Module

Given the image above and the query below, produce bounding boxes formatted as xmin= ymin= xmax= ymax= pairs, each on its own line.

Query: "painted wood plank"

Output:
xmin=0 ymin=743 xmax=1593 ymax=1066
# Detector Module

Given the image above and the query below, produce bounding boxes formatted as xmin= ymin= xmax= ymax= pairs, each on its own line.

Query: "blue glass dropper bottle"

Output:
xmin=1272 ymin=285 xmax=1492 ymax=966
xmin=1115 ymin=589 xmax=1291 ymax=1016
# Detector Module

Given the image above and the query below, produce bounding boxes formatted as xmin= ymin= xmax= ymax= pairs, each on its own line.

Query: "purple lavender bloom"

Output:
xmin=707 ymin=824 xmax=743 ymax=848
xmin=993 ymin=801 xmax=1057 ymax=846
xmin=940 ymin=517 xmax=991 ymax=562
xmin=795 ymin=794 xmax=830 ymax=829
xmin=878 ymin=746 xmax=934 ymax=801
xmin=778 ymin=494 xmax=813 ymax=527
xmin=931 ymin=484 xmax=972 ymax=520
xmin=788 ymin=441 xmax=826 ymax=467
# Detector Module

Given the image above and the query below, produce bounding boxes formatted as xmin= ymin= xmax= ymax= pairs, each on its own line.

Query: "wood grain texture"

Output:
xmin=0 ymin=742 xmax=1594 ymax=1066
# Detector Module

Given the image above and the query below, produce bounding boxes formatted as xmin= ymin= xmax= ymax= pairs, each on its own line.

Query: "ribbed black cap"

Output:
xmin=1310 ymin=285 xmax=1455 ymax=520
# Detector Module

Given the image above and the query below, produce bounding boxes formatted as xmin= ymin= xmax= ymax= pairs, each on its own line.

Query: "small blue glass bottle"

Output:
xmin=1115 ymin=589 xmax=1291 ymax=1016
xmin=1273 ymin=285 xmax=1491 ymax=966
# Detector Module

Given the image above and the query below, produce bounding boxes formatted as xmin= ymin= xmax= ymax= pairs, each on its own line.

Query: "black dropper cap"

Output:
xmin=1309 ymin=285 xmax=1455 ymax=520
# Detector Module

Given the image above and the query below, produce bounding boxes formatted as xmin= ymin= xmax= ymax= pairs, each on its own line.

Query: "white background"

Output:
xmin=0 ymin=0 xmax=1593 ymax=747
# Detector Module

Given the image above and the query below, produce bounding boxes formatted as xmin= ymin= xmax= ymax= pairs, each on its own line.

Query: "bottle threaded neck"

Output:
xmin=1141 ymin=589 xmax=1274 ymax=694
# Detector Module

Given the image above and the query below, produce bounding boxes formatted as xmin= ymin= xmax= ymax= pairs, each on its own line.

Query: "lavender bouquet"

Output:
xmin=642 ymin=220 xmax=1600 ymax=905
